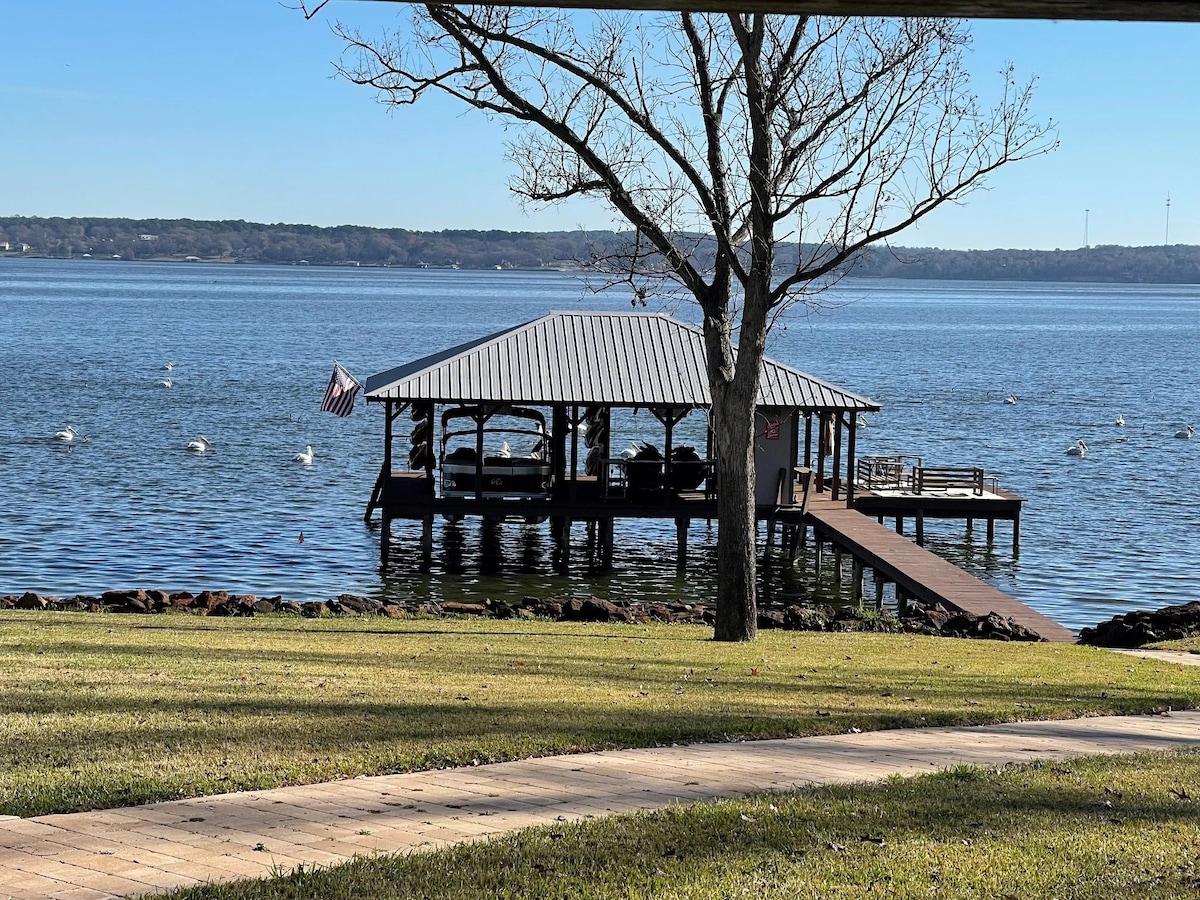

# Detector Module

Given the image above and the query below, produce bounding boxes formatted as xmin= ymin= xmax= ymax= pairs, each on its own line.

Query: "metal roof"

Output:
xmin=365 ymin=311 xmax=880 ymax=412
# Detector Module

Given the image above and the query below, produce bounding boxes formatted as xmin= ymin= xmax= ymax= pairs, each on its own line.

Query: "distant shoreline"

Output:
xmin=4 ymin=214 xmax=1200 ymax=283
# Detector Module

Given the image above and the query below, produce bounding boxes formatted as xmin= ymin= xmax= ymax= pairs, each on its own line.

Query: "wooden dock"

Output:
xmin=803 ymin=495 xmax=1073 ymax=642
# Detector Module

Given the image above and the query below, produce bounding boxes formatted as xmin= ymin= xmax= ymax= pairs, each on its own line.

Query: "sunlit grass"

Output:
xmin=2 ymin=611 xmax=1198 ymax=817
xmin=157 ymin=750 xmax=1200 ymax=900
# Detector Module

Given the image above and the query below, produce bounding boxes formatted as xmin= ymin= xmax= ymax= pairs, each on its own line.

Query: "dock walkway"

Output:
xmin=803 ymin=495 xmax=1073 ymax=642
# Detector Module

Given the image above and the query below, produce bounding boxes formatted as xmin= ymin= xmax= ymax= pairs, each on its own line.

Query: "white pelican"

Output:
xmin=493 ymin=441 xmax=511 ymax=458
xmin=294 ymin=445 xmax=314 ymax=465
xmin=160 ymin=378 xmax=173 ymax=388
xmin=1115 ymin=415 xmax=1126 ymax=427
xmin=1065 ymin=439 xmax=1088 ymax=457
xmin=187 ymin=436 xmax=212 ymax=453
xmin=856 ymin=414 xmax=870 ymax=428
xmin=54 ymin=425 xmax=78 ymax=442
xmin=1175 ymin=425 xmax=1195 ymax=440
xmin=1004 ymin=393 xmax=1018 ymax=405
xmin=164 ymin=361 xmax=176 ymax=371
xmin=620 ymin=441 xmax=640 ymax=460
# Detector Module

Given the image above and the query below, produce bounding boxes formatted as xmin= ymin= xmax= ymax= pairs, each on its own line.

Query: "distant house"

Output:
xmin=138 ymin=234 xmax=159 ymax=242
xmin=0 ymin=241 xmax=30 ymax=252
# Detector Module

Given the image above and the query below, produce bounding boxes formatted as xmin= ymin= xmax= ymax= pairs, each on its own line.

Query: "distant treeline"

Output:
xmin=3 ymin=215 xmax=1199 ymax=283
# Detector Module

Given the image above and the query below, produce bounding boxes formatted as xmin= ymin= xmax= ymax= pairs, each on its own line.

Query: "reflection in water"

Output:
xmin=440 ymin=522 xmax=466 ymax=575
xmin=375 ymin=514 xmax=1025 ymax=617
xmin=478 ymin=519 xmax=506 ymax=576
xmin=518 ymin=525 xmax=544 ymax=574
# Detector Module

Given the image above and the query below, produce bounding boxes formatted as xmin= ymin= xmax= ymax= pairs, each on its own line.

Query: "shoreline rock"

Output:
xmin=0 ymin=589 xmax=1046 ymax=641
xmin=1078 ymin=601 xmax=1200 ymax=648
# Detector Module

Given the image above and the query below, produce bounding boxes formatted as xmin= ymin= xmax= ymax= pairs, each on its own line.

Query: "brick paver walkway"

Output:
xmin=2 ymin=711 xmax=1198 ymax=900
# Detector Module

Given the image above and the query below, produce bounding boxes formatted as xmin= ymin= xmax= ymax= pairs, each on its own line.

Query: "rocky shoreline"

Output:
xmin=1 ymin=589 xmax=1047 ymax=641
xmin=1077 ymin=601 xmax=1200 ymax=648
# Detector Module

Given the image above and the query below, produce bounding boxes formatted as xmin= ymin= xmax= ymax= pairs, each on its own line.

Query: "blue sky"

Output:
xmin=1 ymin=2 xmax=1196 ymax=250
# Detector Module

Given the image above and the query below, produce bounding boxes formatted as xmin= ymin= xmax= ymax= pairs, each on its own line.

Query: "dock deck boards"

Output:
xmin=804 ymin=495 xmax=1073 ymax=642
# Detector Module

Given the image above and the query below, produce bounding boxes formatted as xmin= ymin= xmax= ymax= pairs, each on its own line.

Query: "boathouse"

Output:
xmin=363 ymin=310 xmax=878 ymax=568
xmin=362 ymin=310 xmax=1065 ymax=639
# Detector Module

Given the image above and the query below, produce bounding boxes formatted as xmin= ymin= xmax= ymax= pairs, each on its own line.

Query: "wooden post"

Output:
xmin=552 ymin=406 xmax=567 ymax=501
xmin=915 ymin=509 xmax=925 ymax=546
xmin=603 ymin=518 xmax=614 ymax=570
xmin=474 ymin=409 xmax=485 ymax=501
xmin=845 ymin=412 xmax=857 ymax=508
xmin=383 ymin=399 xmax=394 ymax=473
xmin=804 ymin=412 xmax=813 ymax=468
xmin=852 ymin=558 xmax=864 ymax=605
xmin=1013 ymin=513 xmax=1021 ymax=556
xmin=875 ymin=571 xmax=885 ymax=609
xmin=987 ymin=518 xmax=996 ymax=544
xmin=895 ymin=516 xmax=904 ymax=535
xmin=816 ymin=414 xmax=829 ymax=494
xmin=831 ymin=412 xmax=843 ymax=502
xmin=966 ymin=516 xmax=974 ymax=535
xmin=569 ymin=405 xmax=579 ymax=502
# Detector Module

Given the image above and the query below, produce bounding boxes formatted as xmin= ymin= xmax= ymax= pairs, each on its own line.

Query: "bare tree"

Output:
xmin=306 ymin=6 xmax=1055 ymax=641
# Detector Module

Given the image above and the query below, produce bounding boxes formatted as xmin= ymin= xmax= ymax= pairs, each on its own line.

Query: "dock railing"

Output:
xmin=856 ymin=455 xmax=922 ymax=491
xmin=914 ymin=465 xmax=985 ymax=495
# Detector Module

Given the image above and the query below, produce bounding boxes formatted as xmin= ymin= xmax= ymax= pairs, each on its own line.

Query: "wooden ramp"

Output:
xmin=804 ymin=495 xmax=1074 ymax=642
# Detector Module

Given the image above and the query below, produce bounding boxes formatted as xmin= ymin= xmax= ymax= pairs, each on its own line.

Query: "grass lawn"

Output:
xmin=2 ymin=612 xmax=1199 ymax=818
xmin=156 ymin=750 xmax=1200 ymax=900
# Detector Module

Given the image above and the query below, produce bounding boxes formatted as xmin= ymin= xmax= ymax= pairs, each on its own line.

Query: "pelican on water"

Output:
xmin=1066 ymin=439 xmax=1088 ymax=457
xmin=1115 ymin=415 xmax=1126 ymax=427
xmin=54 ymin=425 xmax=78 ymax=442
xmin=294 ymin=445 xmax=314 ymax=465
xmin=493 ymin=441 xmax=511 ymax=458
xmin=164 ymin=362 xmax=175 ymax=371
xmin=1176 ymin=425 xmax=1195 ymax=440
xmin=1004 ymin=393 xmax=1019 ymax=405
xmin=620 ymin=441 xmax=640 ymax=460
xmin=160 ymin=378 xmax=173 ymax=388
xmin=187 ymin=436 xmax=212 ymax=453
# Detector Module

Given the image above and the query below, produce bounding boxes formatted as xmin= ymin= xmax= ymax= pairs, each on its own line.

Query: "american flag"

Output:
xmin=320 ymin=362 xmax=361 ymax=418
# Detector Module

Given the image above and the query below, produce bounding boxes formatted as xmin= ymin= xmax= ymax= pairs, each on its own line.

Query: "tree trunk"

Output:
xmin=710 ymin=374 xmax=759 ymax=642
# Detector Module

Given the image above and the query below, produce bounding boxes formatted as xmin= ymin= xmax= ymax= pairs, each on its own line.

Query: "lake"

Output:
xmin=1 ymin=258 xmax=1197 ymax=631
